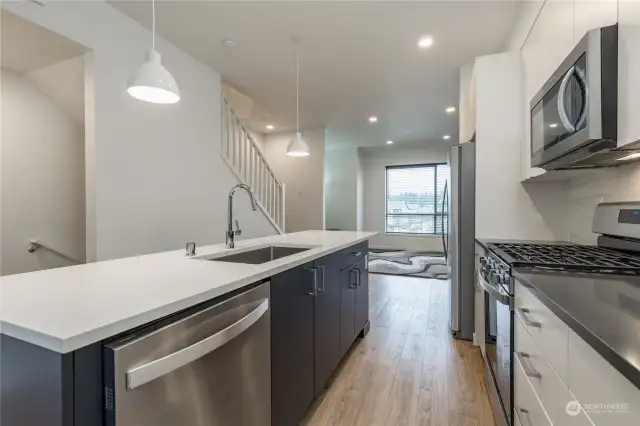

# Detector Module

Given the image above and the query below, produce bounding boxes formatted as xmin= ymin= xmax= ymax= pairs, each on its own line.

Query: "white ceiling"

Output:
xmin=110 ymin=1 xmax=523 ymax=148
xmin=1 ymin=10 xmax=87 ymax=74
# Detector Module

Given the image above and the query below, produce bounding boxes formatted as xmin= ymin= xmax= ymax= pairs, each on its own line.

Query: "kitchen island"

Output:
xmin=1 ymin=230 xmax=376 ymax=426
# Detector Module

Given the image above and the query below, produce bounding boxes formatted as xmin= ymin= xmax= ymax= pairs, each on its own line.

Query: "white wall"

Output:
xmin=360 ymin=145 xmax=449 ymax=252
xmin=324 ymin=147 xmax=359 ymax=231
xmin=3 ymin=1 xmax=276 ymax=260
xmin=473 ymin=51 xmax=569 ymax=241
xmin=263 ymin=128 xmax=325 ymax=232
xmin=1 ymin=69 xmax=85 ymax=275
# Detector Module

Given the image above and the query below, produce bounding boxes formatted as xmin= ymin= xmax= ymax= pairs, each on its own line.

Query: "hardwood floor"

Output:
xmin=303 ymin=273 xmax=496 ymax=426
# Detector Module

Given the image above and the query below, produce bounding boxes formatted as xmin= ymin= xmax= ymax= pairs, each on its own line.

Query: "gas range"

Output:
xmin=479 ymin=201 xmax=640 ymax=426
xmin=489 ymin=242 xmax=640 ymax=276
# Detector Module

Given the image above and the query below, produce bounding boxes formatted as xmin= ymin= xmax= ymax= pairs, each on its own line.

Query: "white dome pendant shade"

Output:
xmin=127 ymin=0 xmax=180 ymax=104
xmin=127 ymin=50 xmax=180 ymax=104
xmin=287 ymin=40 xmax=310 ymax=157
xmin=287 ymin=132 xmax=310 ymax=156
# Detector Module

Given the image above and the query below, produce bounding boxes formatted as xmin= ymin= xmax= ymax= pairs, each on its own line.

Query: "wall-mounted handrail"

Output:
xmin=28 ymin=240 xmax=81 ymax=264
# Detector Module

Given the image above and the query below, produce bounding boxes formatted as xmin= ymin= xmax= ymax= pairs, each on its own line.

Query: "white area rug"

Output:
xmin=368 ymin=250 xmax=449 ymax=279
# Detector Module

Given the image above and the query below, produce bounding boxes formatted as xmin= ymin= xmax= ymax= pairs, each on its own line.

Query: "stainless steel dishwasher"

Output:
xmin=103 ymin=282 xmax=270 ymax=426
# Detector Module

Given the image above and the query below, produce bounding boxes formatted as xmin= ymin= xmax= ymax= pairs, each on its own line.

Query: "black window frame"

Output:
xmin=385 ymin=162 xmax=448 ymax=235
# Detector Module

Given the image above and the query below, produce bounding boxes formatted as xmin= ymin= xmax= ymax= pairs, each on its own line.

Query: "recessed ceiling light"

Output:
xmin=445 ymin=106 xmax=456 ymax=114
xmin=418 ymin=36 xmax=434 ymax=49
xmin=617 ymin=152 xmax=640 ymax=161
xmin=368 ymin=116 xmax=378 ymax=123
xmin=386 ymin=140 xmax=394 ymax=145
xmin=549 ymin=123 xmax=558 ymax=128
xmin=266 ymin=124 xmax=275 ymax=130
xmin=222 ymin=39 xmax=237 ymax=48
xmin=443 ymin=135 xmax=451 ymax=140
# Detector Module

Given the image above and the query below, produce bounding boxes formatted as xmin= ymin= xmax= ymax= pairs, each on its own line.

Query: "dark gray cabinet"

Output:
xmin=270 ymin=261 xmax=316 ymax=426
xmin=313 ymin=252 xmax=342 ymax=396
xmin=354 ymin=257 xmax=369 ymax=337
xmin=339 ymin=264 xmax=357 ymax=357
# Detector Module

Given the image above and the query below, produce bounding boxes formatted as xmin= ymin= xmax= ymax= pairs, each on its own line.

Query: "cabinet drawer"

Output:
xmin=568 ymin=330 xmax=640 ymax=426
xmin=514 ymin=354 xmax=552 ymax=426
xmin=515 ymin=280 xmax=569 ymax=383
xmin=340 ymin=241 xmax=368 ymax=270
xmin=515 ymin=318 xmax=592 ymax=426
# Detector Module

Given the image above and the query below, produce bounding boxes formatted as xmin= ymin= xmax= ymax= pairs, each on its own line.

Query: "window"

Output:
xmin=385 ymin=163 xmax=450 ymax=235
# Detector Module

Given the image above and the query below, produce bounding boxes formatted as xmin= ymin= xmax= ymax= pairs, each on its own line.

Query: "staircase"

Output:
xmin=221 ymin=97 xmax=285 ymax=234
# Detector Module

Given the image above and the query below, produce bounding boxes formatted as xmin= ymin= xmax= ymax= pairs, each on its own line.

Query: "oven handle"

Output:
xmin=477 ymin=272 xmax=512 ymax=308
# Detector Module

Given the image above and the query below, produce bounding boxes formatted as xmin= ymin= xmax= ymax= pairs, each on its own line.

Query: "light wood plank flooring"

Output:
xmin=304 ymin=273 xmax=496 ymax=426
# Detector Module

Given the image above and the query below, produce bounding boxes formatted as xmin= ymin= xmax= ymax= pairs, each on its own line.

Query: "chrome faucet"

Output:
xmin=226 ymin=184 xmax=258 ymax=249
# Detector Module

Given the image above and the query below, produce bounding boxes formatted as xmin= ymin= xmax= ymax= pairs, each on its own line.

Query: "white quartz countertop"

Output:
xmin=0 ymin=230 xmax=376 ymax=353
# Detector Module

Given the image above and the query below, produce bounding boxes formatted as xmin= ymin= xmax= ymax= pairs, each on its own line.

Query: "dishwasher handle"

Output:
xmin=126 ymin=298 xmax=269 ymax=390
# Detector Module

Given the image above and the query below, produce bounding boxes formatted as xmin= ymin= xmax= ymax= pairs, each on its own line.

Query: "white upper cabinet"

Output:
xmin=573 ymin=0 xmax=618 ymax=43
xmin=618 ymin=0 xmax=640 ymax=148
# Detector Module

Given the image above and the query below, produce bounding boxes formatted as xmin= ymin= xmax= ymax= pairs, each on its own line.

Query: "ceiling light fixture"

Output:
xmin=369 ymin=116 xmax=378 ymax=123
xmin=418 ymin=36 xmax=434 ymax=49
xmin=222 ymin=39 xmax=237 ymax=48
xmin=386 ymin=140 xmax=394 ymax=145
xmin=287 ymin=38 xmax=310 ymax=157
xmin=266 ymin=124 xmax=275 ymax=130
xmin=617 ymin=152 xmax=640 ymax=161
xmin=549 ymin=123 xmax=558 ymax=128
xmin=127 ymin=0 xmax=180 ymax=104
xmin=445 ymin=106 xmax=456 ymax=114
xmin=443 ymin=135 xmax=451 ymax=140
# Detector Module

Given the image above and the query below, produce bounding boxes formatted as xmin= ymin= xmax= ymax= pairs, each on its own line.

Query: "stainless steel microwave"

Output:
xmin=530 ymin=25 xmax=618 ymax=170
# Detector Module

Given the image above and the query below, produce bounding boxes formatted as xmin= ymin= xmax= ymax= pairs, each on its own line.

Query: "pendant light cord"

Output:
xmin=296 ymin=44 xmax=299 ymax=134
xmin=152 ymin=0 xmax=156 ymax=51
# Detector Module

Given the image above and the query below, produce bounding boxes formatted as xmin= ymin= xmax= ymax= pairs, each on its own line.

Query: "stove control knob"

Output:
xmin=499 ymin=272 xmax=509 ymax=284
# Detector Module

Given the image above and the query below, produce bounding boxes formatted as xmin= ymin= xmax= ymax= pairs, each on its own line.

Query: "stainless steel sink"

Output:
xmin=200 ymin=246 xmax=312 ymax=264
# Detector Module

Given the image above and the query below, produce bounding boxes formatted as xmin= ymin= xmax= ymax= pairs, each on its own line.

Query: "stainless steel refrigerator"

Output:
xmin=444 ymin=141 xmax=475 ymax=341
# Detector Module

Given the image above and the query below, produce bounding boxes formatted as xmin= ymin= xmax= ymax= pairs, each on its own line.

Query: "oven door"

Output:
xmin=480 ymin=272 xmax=513 ymax=426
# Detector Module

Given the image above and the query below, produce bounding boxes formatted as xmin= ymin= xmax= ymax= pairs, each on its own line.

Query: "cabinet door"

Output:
xmin=340 ymin=265 xmax=357 ymax=357
xmin=354 ymin=257 xmax=369 ymax=335
xmin=271 ymin=263 xmax=316 ymax=426
xmin=313 ymin=253 xmax=342 ymax=396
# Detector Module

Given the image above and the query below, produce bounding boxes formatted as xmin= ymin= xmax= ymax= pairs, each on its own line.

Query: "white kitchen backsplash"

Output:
xmin=567 ymin=162 xmax=640 ymax=244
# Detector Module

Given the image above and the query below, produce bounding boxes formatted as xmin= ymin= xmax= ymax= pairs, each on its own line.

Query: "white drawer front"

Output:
xmin=568 ymin=330 xmax=640 ymax=426
xmin=515 ymin=280 xmax=569 ymax=383
xmin=515 ymin=317 xmax=593 ymax=426
xmin=514 ymin=354 xmax=552 ymax=426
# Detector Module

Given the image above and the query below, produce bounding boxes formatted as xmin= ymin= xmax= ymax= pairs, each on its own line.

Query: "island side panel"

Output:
xmin=74 ymin=343 xmax=104 ymax=426
xmin=0 ymin=334 xmax=74 ymax=426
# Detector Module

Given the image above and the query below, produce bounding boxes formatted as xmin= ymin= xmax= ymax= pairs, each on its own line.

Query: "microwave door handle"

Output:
xmin=557 ymin=66 xmax=576 ymax=133
xmin=573 ymin=66 xmax=589 ymax=130
xmin=126 ymin=298 xmax=269 ymax=390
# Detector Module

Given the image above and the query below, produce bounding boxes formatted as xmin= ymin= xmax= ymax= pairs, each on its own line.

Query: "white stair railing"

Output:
xmin=221 ymin=97 xmax=285 ymax=233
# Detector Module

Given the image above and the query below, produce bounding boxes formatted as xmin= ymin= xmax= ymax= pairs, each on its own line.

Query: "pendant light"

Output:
xmin=287 ymin=39 xmax=310 ymax=157
xmin=127 ymin=0 xmax=180 ymax=104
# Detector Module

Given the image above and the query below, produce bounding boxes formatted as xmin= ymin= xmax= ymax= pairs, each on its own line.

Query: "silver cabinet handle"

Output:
xmin=351 ymin=251 xmax=362 ymax=257
xmin=517 ymin=408 xmax=533 ymax=426
xmin=305 ymin=267 xmax=318 ymax=297
xmin=515 ymin=352 xmax=542 ymax=379
xmin=350 ymin=269 xmax=358 ymax=289
xmin=317 ymin=265 xmax=325 ymax=292
xmin=126 ymin=298 xmax=269 ymax=390
xmin=477 ymin=272 xmax=512 ymax=307
xmin=516 ymin=307 xmax=542 ymax=328
xmin=354 ymin=268 xmax=361 ymax=287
